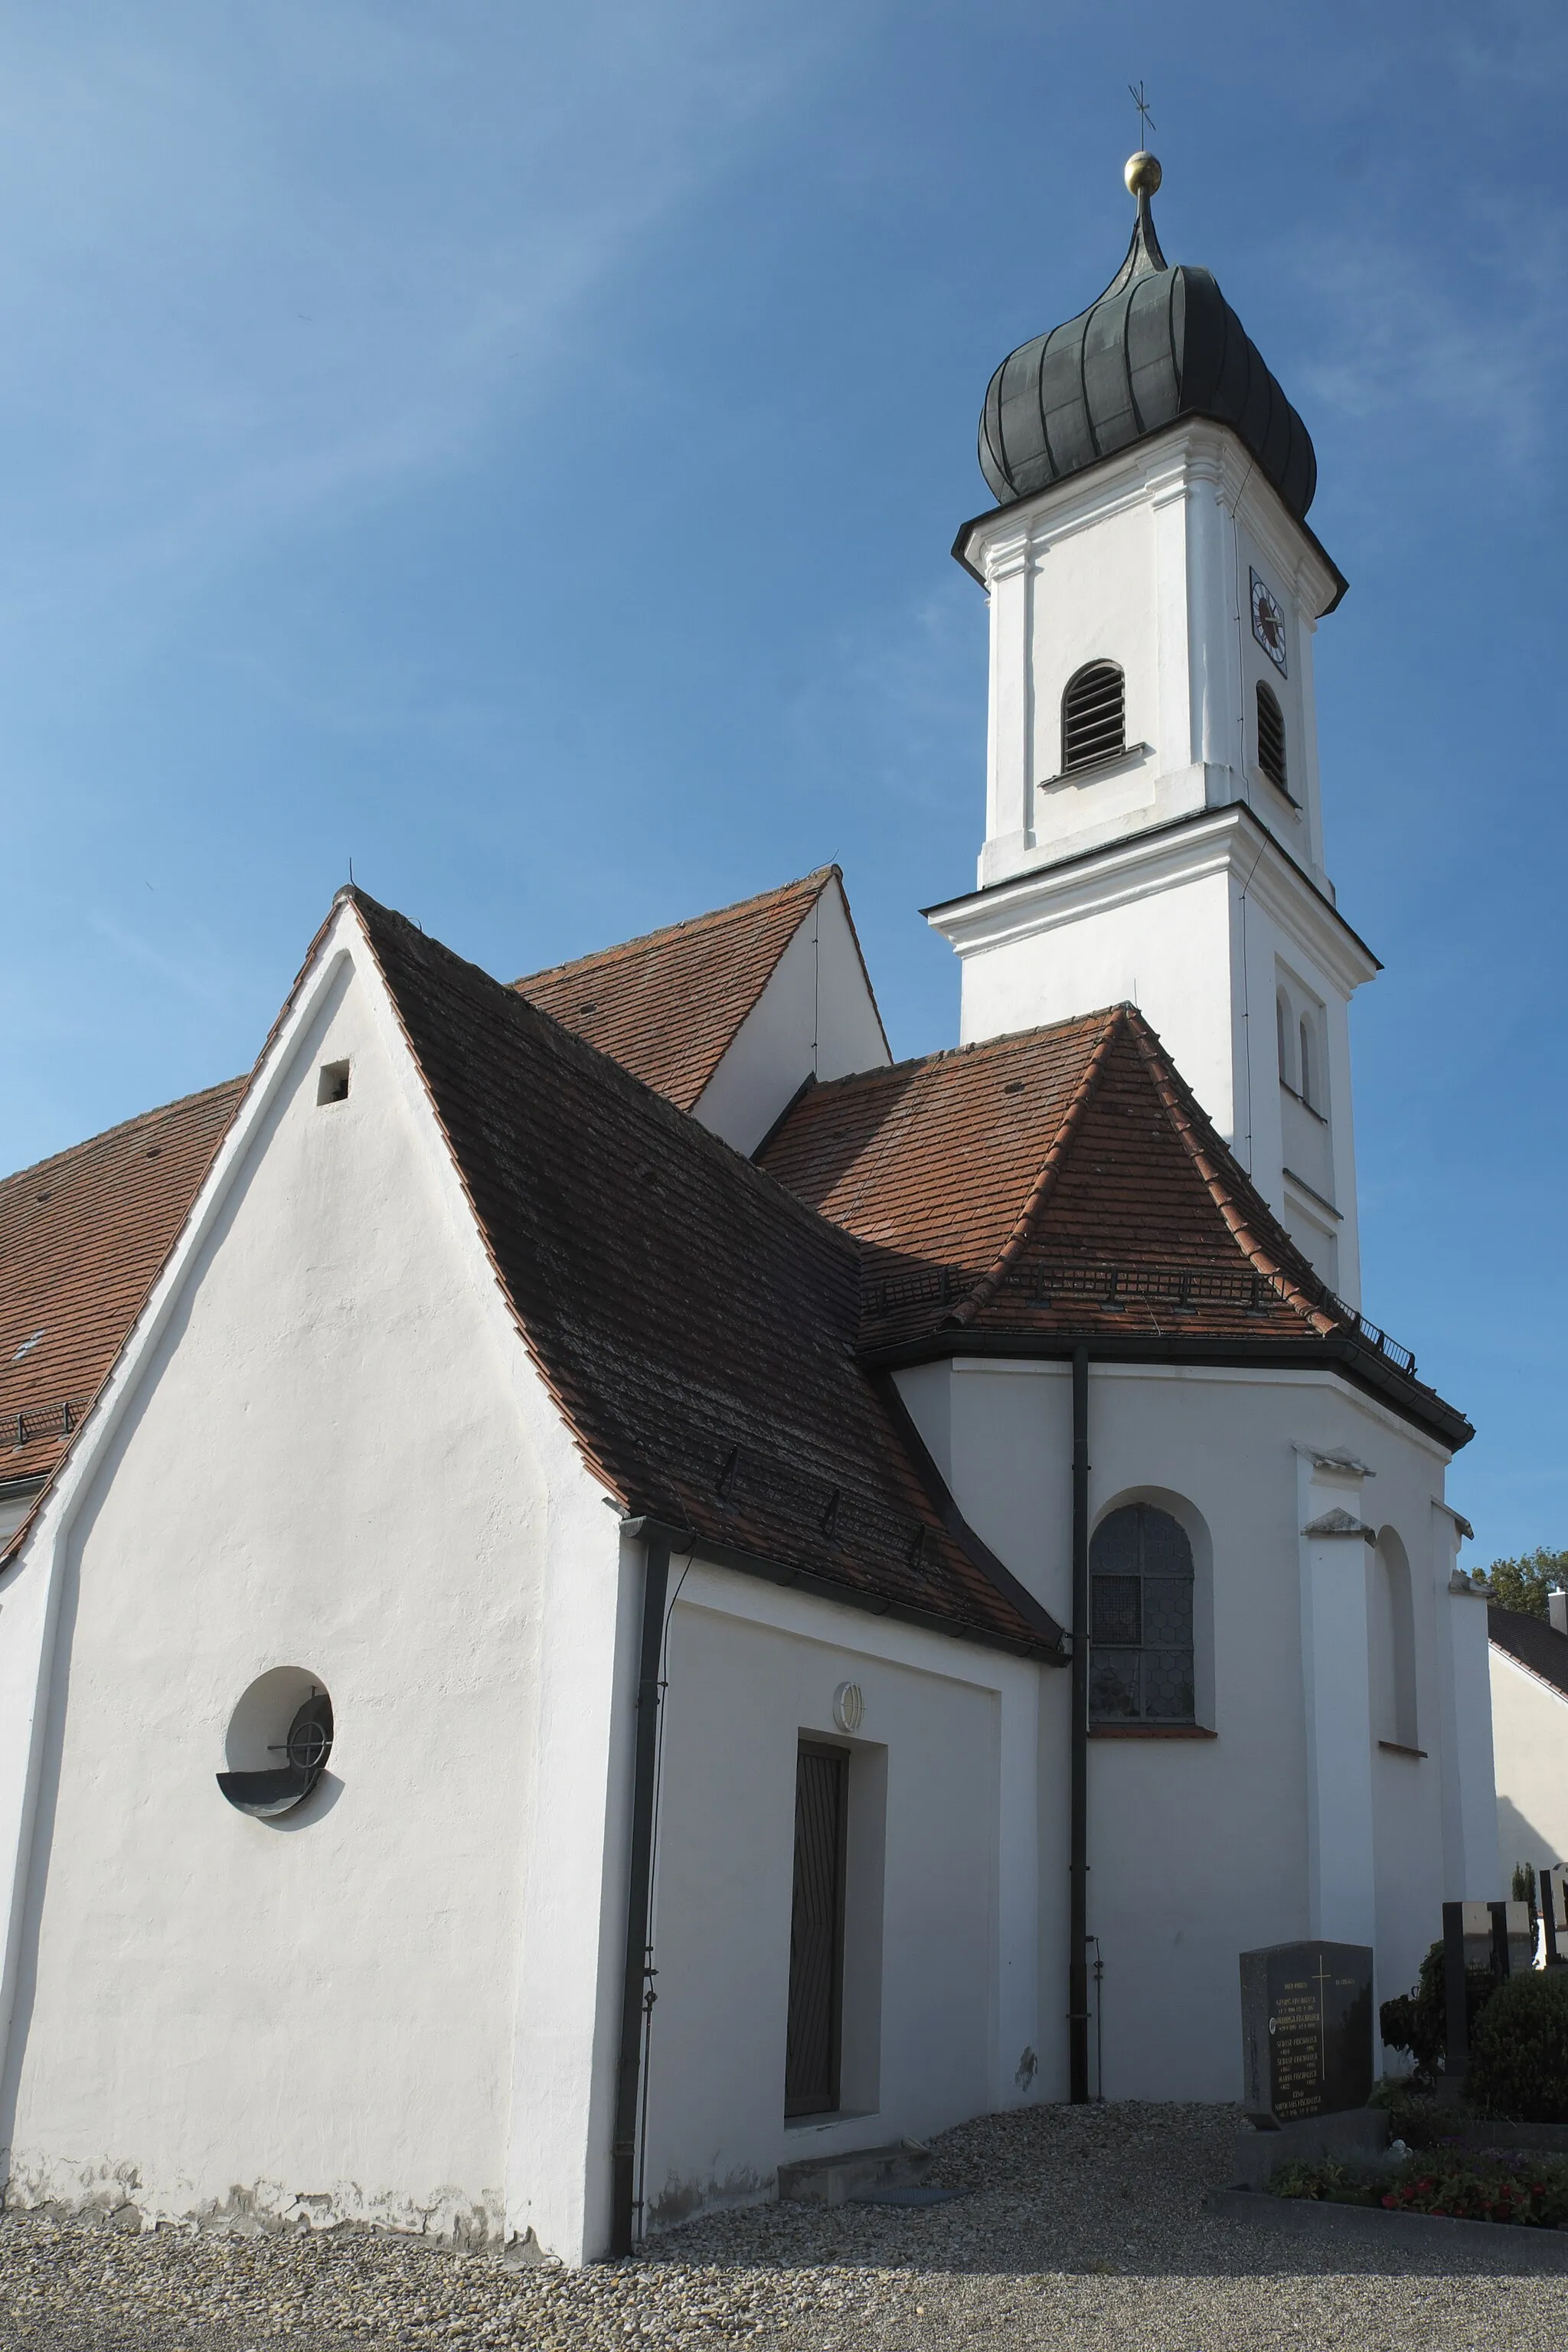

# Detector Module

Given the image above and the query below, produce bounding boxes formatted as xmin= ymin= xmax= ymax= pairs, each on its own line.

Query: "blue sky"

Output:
xmin=2 ymin=1 xmax=1563 ymax=1559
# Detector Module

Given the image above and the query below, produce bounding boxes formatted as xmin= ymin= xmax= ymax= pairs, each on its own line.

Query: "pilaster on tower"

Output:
xmin=927 ymin=153 xmax=1378 ymax=1307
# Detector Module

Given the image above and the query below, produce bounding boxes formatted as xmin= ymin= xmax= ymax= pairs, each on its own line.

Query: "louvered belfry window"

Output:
xmin=1062 ymin=662 xmax=1125 ymax=772
xmin=1089 ymin=1503 xmax=1196 ymax=1723
xmin=1256 ymin=682 xmax=1288 ymax=794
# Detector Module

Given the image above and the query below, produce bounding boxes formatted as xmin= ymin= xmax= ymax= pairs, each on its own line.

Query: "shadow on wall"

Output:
xmin=1498 ymin=1793 xmax=1566 ymax=1881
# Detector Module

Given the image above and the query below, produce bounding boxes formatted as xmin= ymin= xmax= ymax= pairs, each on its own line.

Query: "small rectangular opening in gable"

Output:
xmin=316 ymin=1060 xmax=351 ymax=1106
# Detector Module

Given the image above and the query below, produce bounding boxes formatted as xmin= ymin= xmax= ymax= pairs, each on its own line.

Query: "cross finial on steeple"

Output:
xmin=1128 ymin=80 xmax=1155 ymax=146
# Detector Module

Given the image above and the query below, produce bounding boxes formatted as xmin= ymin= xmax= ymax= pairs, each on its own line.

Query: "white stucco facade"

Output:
xmin=929 ymin=420 xmax=1374 ymax=1300
xmin=634 ymin=1564 xmax=1048 ymax=2225
xmin=891 ymin=1354 xmax=1486 ymax=2098
xmin=0 ymin=912 xmax=641 ymax=2263
xmin=0 ymin=886 xmax=1493 ymax=2255
xmin=1491 ymin=1648 xmax=1568 ymax=1887
xmin=691 ymin=875 xmax=889 ymax=1156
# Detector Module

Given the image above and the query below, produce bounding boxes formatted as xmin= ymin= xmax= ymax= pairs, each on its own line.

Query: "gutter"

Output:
xmin=1069 ymin=1345 xmax=1091 ymax=2105
xmin=857 ymin=1328 xmax=1472 ymax=1457
xmin=609 ymin=1529 xmax=673 ymax=2258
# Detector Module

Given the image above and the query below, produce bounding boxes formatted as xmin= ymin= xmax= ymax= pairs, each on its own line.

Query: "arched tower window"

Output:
xmin=1089 ymin=1502 xmax=1194 ymax=1723
xmin=1298 ymin=1018 xmax=1315 ymax=1112
xmin=1256 ymin=681 xmax=1288 ymax=795
xmin=1062 ymin=662 xmax=1125 ymax=773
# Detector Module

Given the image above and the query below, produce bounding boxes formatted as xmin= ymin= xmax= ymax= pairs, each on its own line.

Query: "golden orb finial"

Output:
xmin=1125 ymin=150 xmax=1162 ymax=198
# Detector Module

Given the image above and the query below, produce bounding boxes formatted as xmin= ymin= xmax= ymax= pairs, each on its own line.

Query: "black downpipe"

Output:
xmin=610 ymin=1534 xmax=672 ymax=2257
xmin=1069 ymin=1345 xmax=1091 ymax=2105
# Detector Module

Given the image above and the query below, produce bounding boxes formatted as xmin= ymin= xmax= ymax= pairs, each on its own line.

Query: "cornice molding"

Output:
xmin=955 ymin=417 xmax=1345 ymax=616
xmin=925 ymin=804 xmax=1380 ymax=995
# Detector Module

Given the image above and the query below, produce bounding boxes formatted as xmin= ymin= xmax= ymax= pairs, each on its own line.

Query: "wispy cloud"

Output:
xmin=0 ymin=2 xmax=856 ymax=648
xmin=1294 ymin=213 xmax=1568 ymax=481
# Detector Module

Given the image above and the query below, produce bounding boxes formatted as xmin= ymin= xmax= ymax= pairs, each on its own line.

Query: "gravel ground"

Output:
xmin=5 ymin=2102 xmax=1568 ymax=2352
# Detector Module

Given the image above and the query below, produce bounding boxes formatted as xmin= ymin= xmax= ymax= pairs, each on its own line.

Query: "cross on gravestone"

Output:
xmin=1239 ymin=1941 xmax=1374 ymax=2128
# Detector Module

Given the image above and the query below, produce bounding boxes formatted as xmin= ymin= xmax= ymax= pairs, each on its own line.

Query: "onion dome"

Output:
xmin=978 ymin=154 xmax=1317 ymax=522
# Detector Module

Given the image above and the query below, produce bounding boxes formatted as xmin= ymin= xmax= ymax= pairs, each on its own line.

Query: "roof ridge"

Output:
xmin=1125 ymin=1010 xmax=1341 ymax=1339
xmin=0 ymin=1076 xmax=247 ymax=1194
xmin=795 ymin=1006 xmax=1125 ymax=1102
xmin=351 ymin=888 xmax=866 ymax=1270
xmin=511 ymin=866 xmax=838 ymax=990
xmin=945 ymin=1008 xmax=1126 ymax=1329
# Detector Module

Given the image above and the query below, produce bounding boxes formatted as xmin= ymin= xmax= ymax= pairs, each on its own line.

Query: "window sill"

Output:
xmin=1038 ymin=741 xmax=1152 ymax=791
xmin=1249 ymin=763 xmax=1302 ymax=812
xmin=1282 ymin=1165 xmax=1341 ymax=1220
xmin=1378 ymin=1740 xmax=1427 ymax=1760
xmin=1089 ymin=1723 xmax=1217 ymax=1740
xmin=1279 ymin=1080 xmax=1329 ymax=1126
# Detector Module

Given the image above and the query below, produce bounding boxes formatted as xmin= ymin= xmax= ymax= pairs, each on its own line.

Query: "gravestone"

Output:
xmin=1239 ymin=1941 xmax=1374 ymax=2128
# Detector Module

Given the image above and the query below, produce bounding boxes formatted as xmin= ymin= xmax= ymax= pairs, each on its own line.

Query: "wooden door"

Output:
xmin=785 ymin=1740 xmax=848 ymax=2117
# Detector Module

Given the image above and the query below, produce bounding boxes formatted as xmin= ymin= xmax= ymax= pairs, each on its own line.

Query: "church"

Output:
xmin=0 ymin=153 xmax=1495 ymax=2265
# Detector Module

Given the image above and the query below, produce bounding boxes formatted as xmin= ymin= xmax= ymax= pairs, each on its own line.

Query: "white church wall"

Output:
xmin=0 ymin=923 xmax=631 ymax=2264
xmin=1230 ymin=506 xmax=1320 ymax=877
xmin=634 ymin=1562 xmax=1047 ymax=2233
xmin=690 ymin=879 xmax=888 ymax=1157
xmin=902 ymin=1354 xmax=1463 ymax=2099
xmin=953 ymin=857 xmax=1240 ymax=1140
xmin=1431 ymin=1517 xmax=1499 ymax=1911
xmin=1236 ymin=867 xmax=1367 ymax=1308
xmin=1491 ymin=1651 xmax=1568 ymax=1890
xmin=962 ymin=421 xmax=1340 ymax=899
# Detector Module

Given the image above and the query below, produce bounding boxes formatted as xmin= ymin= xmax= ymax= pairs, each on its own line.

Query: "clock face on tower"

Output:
xmin=1250 ymin=569 xmax=1288 ymax=676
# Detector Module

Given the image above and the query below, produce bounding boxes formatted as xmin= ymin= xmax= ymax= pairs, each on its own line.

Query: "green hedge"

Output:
xmin=1468 ymin=1971 xmax=1568 ymax=2122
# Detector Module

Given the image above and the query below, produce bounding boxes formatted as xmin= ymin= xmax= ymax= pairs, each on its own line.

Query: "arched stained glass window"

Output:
xmin=1089 ymin=1503 xmax=1195 ymax=1723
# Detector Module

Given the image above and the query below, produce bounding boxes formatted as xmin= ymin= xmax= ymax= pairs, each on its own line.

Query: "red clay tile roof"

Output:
xmin=514 ymin=867 xmax=884 ymax=1113
xmin=0 ymin=1080 xmax=245 ymax=1490
xmin=354 ymin=892 xmax=1061 ymax=1655
xmin=760 ymin=1004 xmax=1470 ymax=1447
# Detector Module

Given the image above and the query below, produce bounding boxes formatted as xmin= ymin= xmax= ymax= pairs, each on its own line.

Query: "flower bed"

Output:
xmin=1272 ymin=2152 xmax=1568 ymax=2230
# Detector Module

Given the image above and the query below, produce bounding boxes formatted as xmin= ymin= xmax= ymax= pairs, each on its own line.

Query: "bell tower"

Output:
xmin=926 ymin=152 xmax=1376 ymax=1305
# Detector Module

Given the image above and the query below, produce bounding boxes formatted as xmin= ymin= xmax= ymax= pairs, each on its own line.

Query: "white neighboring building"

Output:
xmin=1490 ymin=1603 xmax=1568 ymax=1886
xmin=0 ymin=155 xmax=1494 ymax=2262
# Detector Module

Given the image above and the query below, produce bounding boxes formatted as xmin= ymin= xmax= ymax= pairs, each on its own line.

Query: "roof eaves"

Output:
xmin=869 ymin=1369 xmax=1067 ymax=1655
xmin=950 ymin=414 xmax=1349 ymax=612
xmin=622 ymin=1501 xmax=1063 ymax=1663
xmin=1488 ymin=1608 xmax=1568 ymax=1704
xmin=857 ymin=1327 xmax=1474 ymax=1454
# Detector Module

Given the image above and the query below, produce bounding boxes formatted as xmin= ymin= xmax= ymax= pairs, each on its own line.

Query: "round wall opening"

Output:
xmin=217 ymin=1666 xmax=334 ymax=1818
